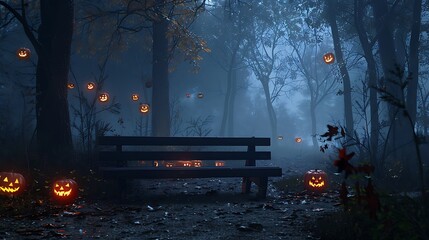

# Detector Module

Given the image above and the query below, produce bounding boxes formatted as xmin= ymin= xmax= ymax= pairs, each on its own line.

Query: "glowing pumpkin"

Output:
xmin=52 ymin=179 xmax=78 ymax=204
xmin=87 ymin=82 xmax=95 ymax=90
xmin=215 ymin=161 xmax=225 ymax=167
xmin=304 ymin=169 xmax=328 ymax=192
xmin=98 ymin=92 xmax=109 ymax=102
xmin=194 ymin=161 xmax=202 ymax=167
xmin=16 ymin=47 xmax=31 ymax=60
xmin=67 ymin=83 xmax=75 ymax=89
xmin=139 ymin=103 xmax=150 ymax=113
xmin=295 ymin=137 xmax=302 ymax=143
xmin=131 ymin=93 xmax=139 ymax=101
xmin=323 ymin=53 xmax=335 ymax=64
xmin=166 ymin=162 xmax=174 ymax=168
xmin=183 ymin=162 xmax=192 ymax=167
xmin=0 ymin=172 xmax=25 ymax=196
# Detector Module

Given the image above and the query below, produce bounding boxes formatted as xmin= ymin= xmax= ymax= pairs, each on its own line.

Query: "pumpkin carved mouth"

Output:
xmin=0 ymin=186 xmax=20 ymax=193
xmin=54 ymin=187 xmax=72 ymax=197
xmin=308 ymin=180 xmax=325 ymax=188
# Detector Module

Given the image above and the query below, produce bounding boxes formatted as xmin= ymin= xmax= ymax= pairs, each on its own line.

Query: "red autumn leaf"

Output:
xmin=320 ymin=124 xmax=339 ymax=141
xmin=333 ymin=148 xmax=356 ymax=178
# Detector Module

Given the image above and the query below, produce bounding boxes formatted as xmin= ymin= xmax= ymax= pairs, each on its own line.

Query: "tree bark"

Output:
xmin=261 ymin=80 xmax=277 ymax=140
xmin=35 ymin=0 xmax=74 ymax=171
xmin=226 ymin=68 xmax=237 ymax=136
xmin=151 ymin=4 xmax=170 ymax=137
xmin=406 ymin=0 xmax=422 ymax=125
xmin=354 ymin=0 xmax=379 ymax=168
xmin=372 ymin=0 xmax=416 ymax=184
xmin=326 ymin=0 xmax=354 ymax=141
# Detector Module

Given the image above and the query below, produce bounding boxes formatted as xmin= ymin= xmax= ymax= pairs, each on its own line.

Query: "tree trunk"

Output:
xmin=35 ymin=0 xmax=74 ymax=171
xmin=406 ymin=0 xmax=422 ymax=125
xmin=372 ymin=0 xmax=416 ymax=184
xmin=326 ymin=0 xmax=354 ymax=140
xmin=151 ymin=5 xmax=170 ymax=137
xmin=261 ymin=80 xmax=277 ymax=140
xmin=226 ymin=68 xmax=237 ymax=136
xmin=354 ymin=0 xmax=379 ymax=168
xmin=310 ymin=99 xmax=318 ymax=149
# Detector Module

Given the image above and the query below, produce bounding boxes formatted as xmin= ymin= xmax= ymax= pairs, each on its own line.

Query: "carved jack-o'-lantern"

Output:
xmin=0 ymin=172 xmax=25 ymax=196
xmin=67 ymin=83 xmax=75 ymax=89
xmin=304 ymin=169 xmax=328 ymax=192
xmin=166 ymin=162 xmax=174 ymax=168
xmin=131 ymin=94 xmax=139 ymax=101
xmin=87 ymin=82 xmax=95 ymax=90
xmin=139 ymin=103 xmax=150 ymax=113
xmin=323 ymin=53 xmax=335 ymax=64
xmin=16 ymin=48 xmax=31 ymax=60
xmin=52 ymin=179 xmax=78 ymax=204
xmin=183 ymin=162 xmax=192 ymax=167
xmin=197 ymin=92 xmax=204 ymax=99
xmin=295 ymin=137 xmax=302 ymax=143
xmin=98 ymin=92 xmax=109 ymax=102
xmin=215 ymin=161 xmax=225 ymax=167
xmin=194 ymin=161 xmax=202 ymax=167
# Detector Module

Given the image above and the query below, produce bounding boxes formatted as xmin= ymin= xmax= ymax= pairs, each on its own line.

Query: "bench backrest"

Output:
xmin=97 ymin=136 xmax=271 ymax=167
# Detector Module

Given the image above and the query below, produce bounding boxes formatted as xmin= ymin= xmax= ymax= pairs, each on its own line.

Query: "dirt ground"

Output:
xmin=0 ymin=175 xmax=340 ymax=240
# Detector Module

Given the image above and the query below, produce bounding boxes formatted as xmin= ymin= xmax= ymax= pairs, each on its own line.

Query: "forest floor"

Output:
xmin=0 ymin=158 xmax=342 ymax=240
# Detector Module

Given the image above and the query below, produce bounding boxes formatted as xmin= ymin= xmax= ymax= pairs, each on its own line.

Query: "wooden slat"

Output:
xmin=99 ymin=151 xmax=271 ymax=161
xmin=98 ymin=136 xmax=270 ymax=146
xmin=100 ymin=167 xmax=282 ymax=179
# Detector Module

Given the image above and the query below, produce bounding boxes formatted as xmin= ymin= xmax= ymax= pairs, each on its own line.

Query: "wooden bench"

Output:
xmin=97 ymin=136 xmax=282 ymax=198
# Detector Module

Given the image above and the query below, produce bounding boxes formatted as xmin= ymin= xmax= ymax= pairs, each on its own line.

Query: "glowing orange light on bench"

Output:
xmin=215 ymin=161 xmax=225 ymax=167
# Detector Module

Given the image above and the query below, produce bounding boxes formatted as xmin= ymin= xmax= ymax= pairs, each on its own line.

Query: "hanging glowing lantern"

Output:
xmin=131 ymin=93 xmax=139 ymax=101
xmin=16 ymin=47 xmax=31 ymax=60
xmin=87 ymin=82 xmax=95 ymax=90
xmin=323 ymin=53 xmax=335 ymax=64
xmin=67 ymin=83 xmax=75 ymax=89
xmin=0 ymin=172 xmax=26 ymax=197
xmin=98 ymin=92 xmax=109 ymax=102
xmin=139 ymin=103 xmax=150 ymax=113
xmin=295 ymin=137 xmax=302 ymax=143
xmin=304 ymin=169 xmax=328 ymax=192
xmin=52 ymin=179 xmax=78 ymax=204
xmin=197 ymin=92 xmax=204 ymax=99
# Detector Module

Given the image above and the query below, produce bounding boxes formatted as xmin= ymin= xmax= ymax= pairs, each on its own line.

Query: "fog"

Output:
xmin=1 ymin=0 xmax=428 ymax=184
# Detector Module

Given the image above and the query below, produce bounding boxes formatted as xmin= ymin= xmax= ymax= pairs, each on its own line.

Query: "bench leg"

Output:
xmin=242 ymin=177 xmax=252 ymax=194
xmin=256 ymin=177 xmax=268 ymax=198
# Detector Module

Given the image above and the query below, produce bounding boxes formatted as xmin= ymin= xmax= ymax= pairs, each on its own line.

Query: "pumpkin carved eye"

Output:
xmin=0 ymin=172 xmax=26 ymax=196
